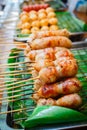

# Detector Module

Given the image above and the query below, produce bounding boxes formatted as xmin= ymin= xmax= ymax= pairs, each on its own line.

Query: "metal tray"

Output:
xmin=0 ymin=40 xmax=87 ymax=130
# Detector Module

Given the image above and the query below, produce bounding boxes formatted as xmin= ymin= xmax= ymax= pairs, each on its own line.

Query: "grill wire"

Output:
xmin=0 ymin=45 xmax=87 ymax=128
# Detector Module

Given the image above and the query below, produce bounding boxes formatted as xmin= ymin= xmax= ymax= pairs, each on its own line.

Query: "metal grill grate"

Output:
xmin=0 ymin=45 xmax=87 ymax=128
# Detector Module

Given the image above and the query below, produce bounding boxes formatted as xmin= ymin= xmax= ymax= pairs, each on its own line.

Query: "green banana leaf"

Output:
xmin=55 ymin=11 xmax=87 ymax=32
xmin=24 ymin=106 xmax=87 ymax=128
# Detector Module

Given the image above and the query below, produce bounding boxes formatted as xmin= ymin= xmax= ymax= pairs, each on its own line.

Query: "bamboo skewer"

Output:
xmin=0 ymin=68 xmax=33 ymax=74
xmin=0 ymin=92 xmax=33 ymax=101
xmin=0 ymin=64 xmax=33 ymax=69
xmin=0 ymin=76 xmax=38 ymax=88
xmin=0 ymin=107 xmax=34 ymax=115
xmin=0 ymin=70 xmax=33 ymax=76
xmin=0 ymin=41 xmax=26 ymax=45
xmin=0 ymin=82 xmax=34 ymax=92
xmin=0 ymin=49 xmax=23 ymax=54
xmin=0 ymin=55 xmax=25 ymax=60
xmin=0 ymin=96 xmax=32 ymax=104
xmin=0 ymin=72 xmax=32 ymax=77
xmin=0 ymin=87 xmax=33 ymax=95
xmin=0 ymin=94 xmax=32 ymax=103
xmin=0 ymin=78 xmax=24 ymax=83
xmin=0 ymin=98 xmax=30 ymax=104
xmin=0 ymin=77 xmax=23 ymax=80
xmin=0 ymin=61 xmax=34 ymax=67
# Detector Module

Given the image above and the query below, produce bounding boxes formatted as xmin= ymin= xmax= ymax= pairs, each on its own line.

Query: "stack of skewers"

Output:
xmin=24 ymin=29 xmax=82 ymax=109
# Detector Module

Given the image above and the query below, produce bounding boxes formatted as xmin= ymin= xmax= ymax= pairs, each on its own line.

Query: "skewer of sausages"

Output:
xmin=28 ymin=29 xmax=70 ymax=42
xmin=29 ymin=36 xmax=72 ymax=50
xmin=34 ymin=57 xmax=78 ymax=85
xmin=25 ymin=47 xmax=74 ymax=61
xmin=36 ymin=77 xmax=82 ymax=98
xmin=37 ymin=93 xmax=82 ymax=108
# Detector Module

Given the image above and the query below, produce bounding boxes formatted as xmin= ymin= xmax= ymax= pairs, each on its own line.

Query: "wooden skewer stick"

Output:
xmin=0 ymin=49 xmax=23 ymax=53
xmin=0 ymin=76 xmax=38 ymax=89
xmin=0 ymin=96 xmax=32 ymax=104
xmin=0 ymin=41 xmax=26 ymax=45
xmin=0 ymin=64 xmax=33 ymax=69
xmin=0 ymin=86 xmax=33 ymax=95
xmin=0 ymin=61 xmax=34 ymax=67
xmin=0 ymin=55 xmax=25 ymax=60
xmin=0 ymin=72 xmax=32 ymax=77
xmin=0 ymin=68 xmax=33 ymax=75
xmin=0 ymin=78 xmax=23 ymax=83
xmin=0 ymin=107 xmax=34 ymax=115
xmin=0 ymin=92 xmax=33 ymax=101
xmin=0 ymin=82 xmax=34 ymax=92
xmin=0 ymin=77 xmax=23 ymax=80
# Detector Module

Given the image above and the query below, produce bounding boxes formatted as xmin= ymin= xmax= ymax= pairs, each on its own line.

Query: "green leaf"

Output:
xmin=24 ymin=106 xmax=87 ymax=128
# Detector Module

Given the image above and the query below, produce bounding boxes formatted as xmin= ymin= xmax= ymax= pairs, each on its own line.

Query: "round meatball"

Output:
xmin=31 ymin=27 xmax=39 ymax=33
xmin=40 ymin=19 xmax=48 ymax=26
xmin=31 ymin=20 xmax=40 ymax=28
xmin=49 ymin=18 xmax=58 ymax=25
xmin=21 ymin=29 xmax=30 ymax=34
xmin=22 ymin=22 xmax=30 ymax=29
xmin=29 ymin=13 xmax=37 ymax=21
xmin=46 ymin=7 xmax=54 ymax=13
xmin=50 ymin=25 xmax=58 ymax=30
xmin=38 ymin=12 xmax=47 ymax=20
xmin=20 ymin=15 xmax=29 ymax=23
xmin=41 ymin=26 xmax=49 ymax=31
xmin=38 ymin=9 xmax=46 ymax=14
xmin=48 ymin=12 xmax=56 ymax=18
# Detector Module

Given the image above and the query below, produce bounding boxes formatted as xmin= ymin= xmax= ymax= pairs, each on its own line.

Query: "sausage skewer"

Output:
xmin=28 ymin=29 xmax=70 ymax=42
xmin=25 ymin=47 xmax=74 ymax=61
xmin=29 ymin=36 xmax=72 ymax=50
xmin=33 ymin=56 xmax=78 ymax=84
xmin=35 ymin=77 xmax=82 ymax=98
xmin=37 ymin=93 xmax=82 ymax=108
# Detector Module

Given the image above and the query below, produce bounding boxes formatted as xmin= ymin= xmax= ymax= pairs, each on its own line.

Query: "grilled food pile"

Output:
xmin=24 ymin=29 xmax=82 ymax=108
xmin=17 ymin=7 xmax=58 ymax=34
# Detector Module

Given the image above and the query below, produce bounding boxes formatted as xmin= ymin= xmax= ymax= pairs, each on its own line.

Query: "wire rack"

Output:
xmin=0 ymin=43 xmax=87 ymax=129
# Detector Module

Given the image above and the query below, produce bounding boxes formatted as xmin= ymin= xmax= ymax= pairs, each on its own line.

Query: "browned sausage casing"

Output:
xmin=30 ymin=36 xmax=72 ymax=50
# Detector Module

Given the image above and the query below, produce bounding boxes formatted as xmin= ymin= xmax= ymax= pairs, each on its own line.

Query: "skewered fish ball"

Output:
xmin=47 ymin=12 xmax=56 ymax=18
xmin=29 ymin=13 xmax=38 ymax=21
xmin=40 ymin=19 xmax=48 ymax=26
xmin=50 ymin=25 xmax=58 ymax=31
xmin=20 ymin=11 xmax=28 ymax=18
xmin=31 ymin=20 xmax=40 ymax=28
xmin=38 ymin=9 xmax=46 ymax=14
xmin=38 ymin=12 xmax=47 ymax=20
xmin=20 ymin=15 xmax=29 ymax=23
xmin=29 ymin=10 xmax=37 ymax=15
xmin=46 ymin=7 xmax=54 ymax=13
xmin=31 ymin=27 xmax=39 ymax=33
xmin=21 ymin=29 xmax=30 ymax=34
xmin=22 ymin=22 xmax=30 ymax=29
xmin=49 ymin=18 xmax=58 ymax=25
xmin=41 ymin=26 xmax=49 ymax=31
